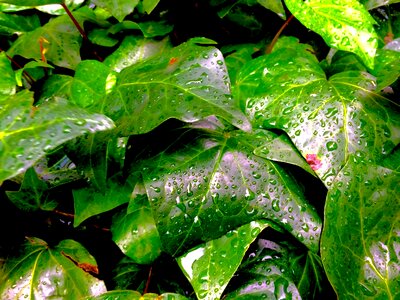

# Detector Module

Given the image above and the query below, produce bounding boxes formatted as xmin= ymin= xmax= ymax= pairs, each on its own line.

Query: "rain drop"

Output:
xmin=326 ymin=141 xmax=338 ymax=151
xmin=272 ymin=199 xmax=280 ymax=212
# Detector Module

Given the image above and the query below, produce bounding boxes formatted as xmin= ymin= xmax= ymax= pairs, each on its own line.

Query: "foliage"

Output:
xmin=0 ymin=0 xmax=399 ymax=299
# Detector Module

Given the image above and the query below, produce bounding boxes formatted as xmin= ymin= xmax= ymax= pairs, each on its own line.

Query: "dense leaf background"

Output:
xmin=0 ymin=0 xmax=399 ymax=299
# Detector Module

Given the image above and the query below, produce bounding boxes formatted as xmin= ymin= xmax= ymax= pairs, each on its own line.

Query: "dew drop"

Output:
xmin=272 ymin=199 xmax=280 ymax=212
xmin=326 ymin=141 xmax=338 ymax=151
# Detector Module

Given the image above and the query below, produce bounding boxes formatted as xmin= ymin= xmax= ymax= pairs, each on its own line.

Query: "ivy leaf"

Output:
xmin=0 ymin=52 xmax=16 ymax=96
xmin=111 ymin=193 xmax=162 ymax=264
xmin=0 ymin=0 xmax=62 ymax=5
xmin=0 ymin=90 xmax=114 ymax=183
xmin=73 ymin=179 xmax=132 ymax=227
xmin=362 ymin=0 xmax=400 ymax=10
xmin=138 ymin=129 xmax=321 ymax=255
xmin=0 ymin=237 xmax=107 ymax=299
xmin=102 ymin=41 xmax=251 ymax=135
xmin=0 ymin=12 xmax=39 ymax=35
xmin=15 ymin=61 xmax=54 ymax=86
xmin=92 ymin=0 xmax=139 ymax=22
xmin=6 ymin=167 xmax=56 ymax=211
xmin=257 ymin=0 xmax=286 ymax=19
xmin=39 ymin=74 xmax=73 ymax=102
xmin=89 ymin=290 xmax=189 ymax=300
xmin=103 ymin=36 xmax=172 ymax=72
xmin=177 ymin=220 xmax=270 ymax=300
xmin=142 ymin=0 xmax=160 ymax=14
xmin=238 ymin=43 xmax=400 ymax=187
xmin=284 ymin=0 xmax=378 ymax=68
xmin=372 ymin=49 xmax=400 ymax=90
xmin=321 ymin=157 xmax=400 ymax=298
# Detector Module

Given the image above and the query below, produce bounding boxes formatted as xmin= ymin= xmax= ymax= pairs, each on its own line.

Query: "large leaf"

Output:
xmin=136 ymin=129 xmax=321 ymax=255
xmin=0 ymin=90 xmax=114 ymax=183
xmin=0 ymin=12 xmax=39 ymax=35
xmin=101 ymin=41 xmax=251 ymax=135
xmin=177 ymin=220 xmax=270 ymax=300
xmin=284 ymin=0 xmax=378 ymax=68
xmin=321 ymin=157 xmax=400 ymax=298
xmin=92 ymin=0 xmax=139 ymax=22
xmin=0 ymin=0 xmax=61 ymax=5
xmin=237 ymin=42 xmax=400 ymax=187
xmin=89 ymin=290 xmax=189 ymax=300
xmin=0 ymin=237 xmax=106 ymax=299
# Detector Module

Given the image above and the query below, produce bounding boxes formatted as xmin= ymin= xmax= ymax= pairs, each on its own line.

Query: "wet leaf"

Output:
xmin=0 ymin=0 xmax=61 ymax=5
xmin=238 ymin=42 xmax=400 ymax=187
xmin=89 ymin=290 xmax=189 ymax=300
xmin=6 ymin=167 xmax=56 ymax=211
xmin=15 ymin=61 xmax=54 ymax=86
xmin=0 ymin=90 xmax=114 ymax=183
xmin=177 ymin=220 xmax=269 ymax=300
xmin=73 ymin=179 xmax=132 ymax=227
xmin=102 ymin=41 xmax=251 ymax=135
xmin=0 ymin=12 xmax=39 ymax=35
xmin=321 ymin=157 xmax=400 ymax=298
xmin=362 ymin=0 xmax=400 ymax=10
xmin=372 ymin=48 xmax=400 ymax=90
xmin=92 ymin=0 xmax=139 ymax=22
xmin=138 ymin=129 xmax=321 ymax=255
xmin=39 ymin=74 xmax=73 ymax=102
xmin=285 ymin=0 xmax=378 ymax=68
xmin=0 ymin=237 xmax=106 ymax=299
xmin=0 ymin=52 xmax=16 ymax=96
xmin=111 ymin=193 xmax=162 ymax=264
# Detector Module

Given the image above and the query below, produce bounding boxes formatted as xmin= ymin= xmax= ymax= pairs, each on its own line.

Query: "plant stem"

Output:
xmin=60 ymin=2 xmax=103 ymax=61
xmin=266 ymin=14 xmax=294 ymax=54
xmin=0 ymin=48 xmax=35 ymax=86
xmin=144 ymin=266 xmax=153 ymax=294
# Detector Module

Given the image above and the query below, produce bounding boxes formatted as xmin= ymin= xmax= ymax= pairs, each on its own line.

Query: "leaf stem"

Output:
xmin=0 ymin=48 xmax=35 ymax=86
xmin=143 ymin=266 xmax=153 ymax=294
xmin=60 ymin=2 xmax=103 ymax=61
xmin=266 ymin=14 xmax=294 ymax=54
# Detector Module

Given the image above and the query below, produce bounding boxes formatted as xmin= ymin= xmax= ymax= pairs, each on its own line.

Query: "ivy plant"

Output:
xmin=0 ymin=0 xmax=399 ymax=299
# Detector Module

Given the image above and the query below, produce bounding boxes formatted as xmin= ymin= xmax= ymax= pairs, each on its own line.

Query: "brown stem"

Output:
xmin=0 ymin=48 xmax=35 ymax=86
xmin=266 ymin=14 xmax=294 ymax=54
xmin=60 ymin=2 xmax=103 ymax=61
xmin=144 ymin=266 xmax=153 ymax=294
xmin=53 ymin=209 xmax=75 ymax=218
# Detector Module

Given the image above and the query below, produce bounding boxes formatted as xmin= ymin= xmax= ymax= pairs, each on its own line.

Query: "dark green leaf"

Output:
xmin=321 ymin=157 xmax=400 ymax=299
xmin=112 ymin=257 xmax=144 ymax=290
xmin=177 ymin=220 xmax=269 ymax=300
xmin=6 ymin=167 xmax=56 ymax=211
xmin=39 ymin=74 xmax=73 ymax=102
xmin=257 ymin=0 xmax=286 ymax=19
xmin=0 ymin=0 xmax=62 ymax=5
xmin=238 ymin=43 xmax=400 ymax=187
xmin=139 ymin=129 xmax=321 ymax=255
xmin=73 ymin=179 xmax=132 ymax=227
xmin=103 ymin=36 xmax=172 ymax=72
xmin=284 ymin=0 xmax=378 ymax=68
xmin=0 ymin=91 xmax=114 ymax=183
xmin=15 ymin=61 xmax=54 ymax=86
xmin=102 ymin=41 xmax=251 ymax=135
xmin=92 ymin=0 xmax=139 ymax=22
xmin=362 ymin=0 xmax=400 ymax=10
xmin=0 ymin=52 xmax=16 ymax=96
xmin=111 ymin=193 xmax=162 ymax=264
xmin=0 ymin=237 xmax=106 ymax=299
xmin=88 ymin=28 xmax=119 ymax=47
xmin=89 ymin=290 xmax=189 ymax=300
xmin=0 ymin=12 xmax=39 ymax=35
xmin=381 ymin=147 xmax=400 ymax=171
xmin=254 ymin=133 xmax=317 ymax=177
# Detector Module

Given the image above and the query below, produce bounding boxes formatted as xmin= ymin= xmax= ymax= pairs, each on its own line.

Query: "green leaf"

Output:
xmin=362 ymin=0 xmax=400 ymax=10
xmin=177 ymin=220 xmax=270 ymax=300
xmin=36 ymin=0 xmax=85 ymax=15
xmin=0 ymin=91 xmax=114 ymax=183
xmin=0 ymin=52 xmax=16 ymax=96
xmin=238 ymin=43 xmax=400 ymax=187
xmin=138 ymin=129 xmax=321 ymax=255
xmin=92 ymin=0 xmax=140 ymax=22
xmin=73 ymin=180 xmax=132 ymax=227
xmin=102 ymin=41 xmax=251 ymax=135
xmin=89 ymin=290 xmax=189 ymax=300
xmin=111 ymin=193 xmax=162 ymax=264
xmin=88 ymin=28 xmax=119 ymax=47
xmin=372 ymin=48 xmax=400 ymax=90
xmin=39 ymin=74 xmax=73 ymax=102
xmin=0 ymin=237 xmax=106 ymax=299
xmin=0 ymin=12 xmax=39 ymax=35
xmin=257 ymin=0 xmax=286 ymax=19
xmin=15 ymin=60 xmax=54 ymax=86
xmin=142 ymin=0 xmax=160 ymax=14
xmin=103 ymin=36 xmax=172 ymax=72
xmin=381 ymin=147 xmax=400 ymax=171
xmin=6 ymin=167 xmax=56 ymax=211
xmin=321 ymin=157 xmax=400 ymax=299
xmin=254 ymin=133 xmax=317 ymax=177
xmin=284 ymin=0 xmax=378 ymax=68
xmin=0 ymin=0 xmax=62 ymax=5
xmin=7 ymin=7 xmax=99 ymax=69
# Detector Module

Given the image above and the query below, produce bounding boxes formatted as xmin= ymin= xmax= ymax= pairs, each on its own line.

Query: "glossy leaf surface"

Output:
xmin=238 ymin=42 xmax=400 ymax=187
xmin=92 ymin=0 xmax=139 ymax=22
xmin=0 ymin=0 xmax=61 ymax=5
xmin=0 ymin=12 xmax=39 ymax=35
xmin=89 ymin=290 xmax=189 ymax=300
xmin=177 ymin=220 xmax=269 ymax=300
xmin=321 ymin=157 xmax=400 ymax=299
xmin=139 ymin=129 xmax=321 ymax=255
xmin=0 ymin=52 xmax=15 ymax=96
xmin=0 ymin=238 xmax=106 ymax=299
xmin=0 ymin=91 xmax=114 ymax=183
xmin=102 ymin=41 xmax=251 ymax=135
xmin=284 ymin=0 xmax=378 ymax=68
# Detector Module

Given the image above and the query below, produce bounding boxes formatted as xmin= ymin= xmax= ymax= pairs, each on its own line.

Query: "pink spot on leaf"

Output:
xmin=306 ymin=154 xmax=322 ymax=171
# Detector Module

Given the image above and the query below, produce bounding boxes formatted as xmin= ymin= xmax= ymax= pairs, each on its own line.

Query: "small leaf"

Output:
xmin=73 ymin=180 xmax=132 ymax=227
xmin=321 ymin=157 xmax=400 ymax=298
xmin=177 ymin=220 xmax=269 ymax=300
xmin=102 ymin=41 xmax=251 ymax=135
xmin=142 ymin=0 xmax=160 ymax=14
xmin=88 ymin=28 xmax=119 ymax=47
xmin=6 ymin=167 xmax=55 ymax=211
xmin=0 ymin=91 xmax=115 ymax=183
xmin=111 ymin=193 xmax=162 ymax=264
xmin=92 ymin=0 xmax=140 ymax=22
xmin=284 ymin=0 xmax=378 ymax=68
xmin=0 ymin=238 xmax=106 ymax=299
xmin=257 ymin=0 xmax=286 ymax=19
